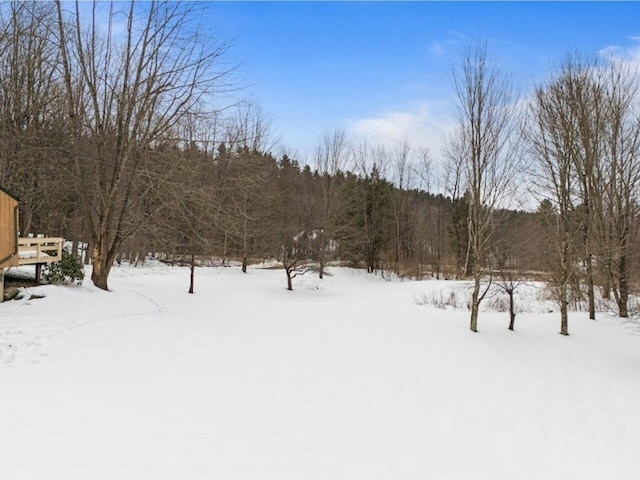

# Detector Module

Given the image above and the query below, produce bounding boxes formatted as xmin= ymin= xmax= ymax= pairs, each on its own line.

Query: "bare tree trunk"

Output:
xmin=90 ymin=239 xmax=118 ymax=291
xmin=21 ymin=209 xmax=32 ymax=237
xmin=584 ymin=220 xmax=596 ymax=320
xmin=286 ymin=268 xmax=293 ymax=291
xmin=395 ymin=216 xmax=401 ymax=275
xmin=618 ymin=255 xmax=629 ymax=318
xmin=508 ymin=289 xmax=516 ymax=331
xmin=242 ymin=205 xmax=248 ymax=274
xmin=91 ymin=258 xmax=108 ymax=290
xmin=470 ymin=273 xmax=480 ymax=332
xmin=602 ymin=273 xmax=611 ymax=300
xmin=435 ymin=211 xmax=442 ymax=280
xmin=316 ymin=229 xmax=324 ymax=279
xmin=586 ymin=253 xmax=595 ymax=319
xmin=189 ymin=253 xmax=195 ymax=294
xmin=84 ymin=239 xmax=92 ymax=265
xmin=319 ymin=228 xmax=327 ymax=280
xmin=223 ymin=232 xmax=228 ymax=265
xmin=560 ymin=282 xmax=569 ymax=335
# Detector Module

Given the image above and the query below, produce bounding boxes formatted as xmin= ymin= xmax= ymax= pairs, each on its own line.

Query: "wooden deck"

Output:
xmin=2 ymin=237 xmax=63 ymax=301
xmin=17 ymin=237 xmax=63 ymax=265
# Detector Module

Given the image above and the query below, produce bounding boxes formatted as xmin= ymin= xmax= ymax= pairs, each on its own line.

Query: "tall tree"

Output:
xmin=314 ymin=128 xmax=348 ymax=279
xmin=443 ymin=140 xmax=470 ymax=278
xmin=224 ymin=104 xmax=279 ymax=273
xmin=596 ymin=60 xmax=640 ymax=317
xmin=451 ymin=43 xmax=519 ymax=332
xmin=273 ymin=155 xmax=313 ymax=291
xmin=527 ymin=72 xmax=580 ymax=336
xmin=353 ymin=142 xmax=393 ymax=274
xmin=560 ymin=55 xmax=605 ymax=321
xmin=55 ymin=0 xmax=233 ymax=290
xmin=390 ymin=138 xmax=412 ymax=275
xmin=0 ymin=2 xmax=73 ymax=237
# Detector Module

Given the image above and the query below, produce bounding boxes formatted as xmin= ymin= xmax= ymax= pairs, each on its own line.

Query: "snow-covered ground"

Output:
xmin=1 ymin=263 xmax=640 ymax=479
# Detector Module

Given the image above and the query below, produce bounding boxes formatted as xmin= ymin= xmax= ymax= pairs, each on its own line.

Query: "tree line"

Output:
xmin=1 ymin=2 xmax=639 ymax=335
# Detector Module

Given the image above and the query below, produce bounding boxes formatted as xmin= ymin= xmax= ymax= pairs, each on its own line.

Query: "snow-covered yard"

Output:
xmin=1 ymin=264 xmax=640 ymax=479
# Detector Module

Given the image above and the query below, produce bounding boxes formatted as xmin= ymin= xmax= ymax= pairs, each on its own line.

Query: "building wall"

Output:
xmin=0 ymin=190 xmax=19 ymax=269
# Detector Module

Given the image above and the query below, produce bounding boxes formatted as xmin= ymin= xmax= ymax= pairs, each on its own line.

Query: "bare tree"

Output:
xmin=557 ymin=55 xmax=606 ymax=321
xmin=443 ymin=134 xmax=470 ymax=278
xmin=218 ymin=103 xmax=279 ymax=272
xmin=273 ymin=155 xmax=314 ymax=291
xmin=410 ymin=147 xmax=438 ymax=279
xmin=526 ymin=71 xmax=580 ymax=336
xmin=0 ymin=2 xmax=73 ymax=237
xmin=157 ymin=119 xmax=230 ymax=294
xmin=224 ymin=102 xmax=279 ymax=154
xmin=595 ymin=60 xmax=640 ymax=317
xmin=352 ymin=141 xmax=393 ymax=274
xmin=491 ymin=234 xmax=528 ymax=331
xmin=451 ymin=43 xmax=519 ymax=332
xmin=314 ymin=128 xmax=348 ymax=279
xmin=525 ymin=55 xmax=640 ymax=330
xmin=390 ymin=137 xmax=412 ymax=275
xmin=54 ymin=0 xmax=234 ymax=290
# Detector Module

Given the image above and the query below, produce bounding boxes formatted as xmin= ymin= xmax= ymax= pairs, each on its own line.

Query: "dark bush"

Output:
xmin=44 ymin=250 xmax=85 ymax=285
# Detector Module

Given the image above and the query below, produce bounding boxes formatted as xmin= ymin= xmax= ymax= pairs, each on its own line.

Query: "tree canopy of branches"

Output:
xmin=54 ymin=0 xmax=234 ymax=290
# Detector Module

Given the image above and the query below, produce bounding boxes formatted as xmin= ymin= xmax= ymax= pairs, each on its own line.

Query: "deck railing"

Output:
xmin=17 ymin=237 xmax=63 ymax=265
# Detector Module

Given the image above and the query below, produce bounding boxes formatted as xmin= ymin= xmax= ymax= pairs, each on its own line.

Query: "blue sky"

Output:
xmin=208 ymin=1 xmax=640 ymax=158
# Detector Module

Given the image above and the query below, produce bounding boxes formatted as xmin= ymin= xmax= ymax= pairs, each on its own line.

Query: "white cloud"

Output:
xmin=346 ymin=101 xmax=456 ymax=155
xmin=598 ymin=37 xmax=640 ymax=69
xmin=598 ymin=45 xmax=622 ymax=57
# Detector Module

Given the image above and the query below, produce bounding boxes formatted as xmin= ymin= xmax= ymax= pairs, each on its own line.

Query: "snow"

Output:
xmin=1 ymin=263 xmax=640 ymax=479
xmin=18 ymin=249 xmax=51 ymax=259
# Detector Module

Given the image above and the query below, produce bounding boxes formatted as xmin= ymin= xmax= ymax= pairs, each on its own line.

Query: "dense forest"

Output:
xmin=1 ymin=2 xmax=639 ymax=333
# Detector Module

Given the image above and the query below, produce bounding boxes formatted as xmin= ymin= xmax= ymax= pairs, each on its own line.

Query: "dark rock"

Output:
xmin=3 ymin=287 xmax=20 ymax=301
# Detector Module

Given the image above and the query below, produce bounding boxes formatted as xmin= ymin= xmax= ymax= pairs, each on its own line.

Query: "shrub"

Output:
xmin=414 ymin=289 xmax=463 ymax=310
xmin=44 ymin=251 xmax=85 ymax=285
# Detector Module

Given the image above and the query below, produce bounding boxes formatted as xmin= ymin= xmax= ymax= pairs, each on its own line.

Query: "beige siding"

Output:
xmin=0 ymin=191 xmax=19 ymax=268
